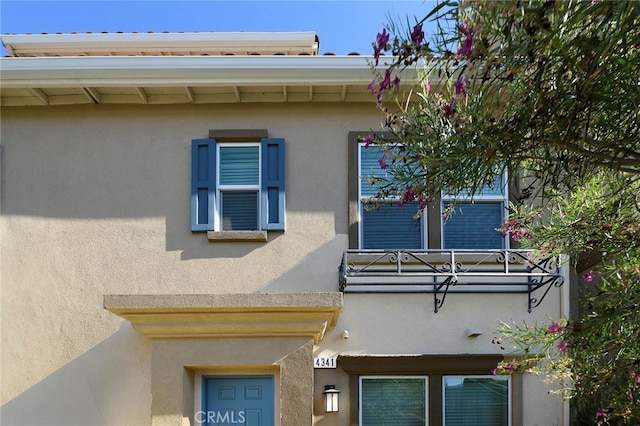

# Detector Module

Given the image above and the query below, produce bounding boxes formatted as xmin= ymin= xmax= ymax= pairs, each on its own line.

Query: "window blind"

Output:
xmin=219 ymin=146 xmax=259 ymax=186
xmin=442 ymin=202 xmax=504 ymax=249
xmin=443 ymin=377 xmax=509 ymax=426
xmin=221 ymin=192 xmax=258 ymax=231
xmin=362 ymin=202 xmax=422 ymax=249
xmin=361 ymin=378 xmax=427 ymax=426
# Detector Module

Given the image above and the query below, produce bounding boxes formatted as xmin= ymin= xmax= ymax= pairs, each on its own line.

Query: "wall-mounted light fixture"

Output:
xmin=466 ymin=327 xmax=483 ymax=338
xmin=323 ymin=385 xmax=340 ymax=413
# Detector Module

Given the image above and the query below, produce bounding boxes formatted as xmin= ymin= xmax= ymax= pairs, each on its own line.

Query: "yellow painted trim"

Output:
xmin=104 ymin=293 xmax=343 ymax=344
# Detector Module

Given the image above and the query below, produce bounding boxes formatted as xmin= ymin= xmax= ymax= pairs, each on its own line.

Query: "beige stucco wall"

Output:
xmin=1 ymin=102 xmax=566 ymax=425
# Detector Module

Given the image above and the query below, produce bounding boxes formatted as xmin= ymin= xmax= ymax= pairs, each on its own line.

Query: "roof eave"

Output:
xmin=0 ymin=55 xmax=420 ymax=88
xmin=2 ymin=31 xmax=320 ymax=57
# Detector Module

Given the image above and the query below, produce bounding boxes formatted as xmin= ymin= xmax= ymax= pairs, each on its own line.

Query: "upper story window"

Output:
xmin=349 ymin=132 xmax=507 ymax=250
xmin=191 ymin=130 xmax=285 ymax=234
xmin=358 ymin=143 xmax=426 ymax=249
xmin=442 ymin=174 xmax=508 ymax=249
xmin=218 ymin=143 xmax=260 ymax=230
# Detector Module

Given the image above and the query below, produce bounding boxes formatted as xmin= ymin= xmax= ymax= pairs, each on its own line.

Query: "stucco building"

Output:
xmin=1 ymin=31 xmax=570 ymax=425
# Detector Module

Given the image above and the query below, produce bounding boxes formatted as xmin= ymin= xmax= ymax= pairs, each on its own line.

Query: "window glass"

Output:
xmin=219 ymin=146 xmax=259 ymax=186
xmin=442 ymin=173 xmax=507 ymax=250
xmin=218 ymin=144 xmax=260 ymax=231
xmin=443 ymin=376 xmax=510 ymax=426
xmin=359 ymin=144 xmax=425 ymax=249
xmin=442 ymin=202 xmax=505 ymax=249
xmin=362 ymin=203 xmax=422 ymax=249
xmin=221 ymin=192 xmax=259 ymax=231
xmin=360 ymin=377 xmax=428 ymax=426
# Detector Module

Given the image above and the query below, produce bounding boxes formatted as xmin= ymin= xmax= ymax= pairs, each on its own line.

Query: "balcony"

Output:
xmin=339 ymin=249 xmax=564 ymax=312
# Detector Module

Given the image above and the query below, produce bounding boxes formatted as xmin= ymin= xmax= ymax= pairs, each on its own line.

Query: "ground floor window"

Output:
xmin=358 ymin=375 xmax=511 ymax=426
xmin=443 ymin=376 xmax=510 ymax=426
xmin=360 ymin=376 xmax=428 ymax=426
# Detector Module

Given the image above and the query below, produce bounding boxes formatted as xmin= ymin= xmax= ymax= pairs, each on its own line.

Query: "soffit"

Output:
xmin=104 ymin=293 xmax=343 ymax=344
xmin=0 ymin=55 xmax=416 ymax=106
xmin=1 ymin=31 xmax=417 ymax=106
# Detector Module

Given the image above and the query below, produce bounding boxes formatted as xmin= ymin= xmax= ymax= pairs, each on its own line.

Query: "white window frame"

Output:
xmin=358 ymin=142 xmax=428 ymax=249
xmin=215 ymin=142 xmax=262 ymax=231
xmin=442 ymin=375 xmax=511 ymax=426
xmin=359 ymin=375 xmax=429 ymax=426
xmin=440 ymin=172 xmax=509 ymax=249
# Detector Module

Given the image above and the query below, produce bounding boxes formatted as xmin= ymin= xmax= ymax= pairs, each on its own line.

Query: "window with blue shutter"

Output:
xmin=359 ymin=144 xmax=425 ymax=249
xmin=191 ymin=136 xmax=285 ymax=233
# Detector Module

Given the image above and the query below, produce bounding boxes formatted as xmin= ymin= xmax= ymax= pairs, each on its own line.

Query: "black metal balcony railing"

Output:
xmin=339 ymin=249 xmax=564 ymax=313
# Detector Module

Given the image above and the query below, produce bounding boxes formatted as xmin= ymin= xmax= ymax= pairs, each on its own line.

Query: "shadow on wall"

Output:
xmin=259 ymin=235 xmax=346 ymax=293
xmin=1 ymin=322 xmax=150 ymax=426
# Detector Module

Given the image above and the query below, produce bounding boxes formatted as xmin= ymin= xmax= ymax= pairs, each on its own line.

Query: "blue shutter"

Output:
xmin=261 ymin=138 xmax=285 ymax=230
xmin=191 ymin=139 xmax=216 ymax=231
xmin=442 ymin=202 xmax=504 ymax=249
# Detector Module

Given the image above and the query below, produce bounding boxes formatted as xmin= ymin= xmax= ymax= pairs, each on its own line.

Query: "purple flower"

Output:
xmin=410 ymin=23 xmax=424 ymax=45
xmin=511 ymin=229 xmax=532 ymax=241
xmin=373 ymin=45 xmax=383 ymax=66
xmin=444 ymin=98 xmax=456 ymax=117
xmin=596 ymin=408 xmax=608 ymax=418
xmin=379 ymin=69 xmax=392 ymax=91
xmin=457 ymin=24 xmax=475 ymax=59
xmin=374 ymin=28 xmax=390 ymax=65
xmin=392 ymin=75 xmax=401 ymax=91
xmin=398 ymin=186 xmax=416 ymax=207
xmin=556 ymin=341 xmax=568 ymax=352
xmin=378 ymin=155 xmax=389 ymax=170
xmin=548 ymin=322 xmax=564 ymax=334
xmin=364 ymin=134 xmax=374 ymax=148
xmin=454 ymin=75 xmax=468 ymax=95
xmin=377 ymin=28 xmax=390 ymax=48
xmin=583 ymin=271 xmax=596 ymax=282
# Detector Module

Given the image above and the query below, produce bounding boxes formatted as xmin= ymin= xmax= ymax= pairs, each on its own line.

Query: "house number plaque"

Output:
xmin=313 ymin=356 xmax=337 ymax=369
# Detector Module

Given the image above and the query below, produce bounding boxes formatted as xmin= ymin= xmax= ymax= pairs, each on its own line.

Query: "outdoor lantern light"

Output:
xmin=323 ymin=385 xmax=340 ymax=413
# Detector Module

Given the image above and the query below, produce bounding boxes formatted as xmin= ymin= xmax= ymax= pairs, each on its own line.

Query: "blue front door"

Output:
xmin=202 ymin=375 xmax=275 ymax=426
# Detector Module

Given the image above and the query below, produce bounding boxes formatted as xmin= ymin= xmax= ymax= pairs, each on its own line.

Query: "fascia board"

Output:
xmin=0 ymin=55 xmax=420 ymax=88
xmin=2 ymin=32 xmax=319 ymax=55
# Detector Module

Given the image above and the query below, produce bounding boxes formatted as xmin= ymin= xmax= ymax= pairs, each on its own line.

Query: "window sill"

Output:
xmin=207 ymin=231 xmax=268 ymax=242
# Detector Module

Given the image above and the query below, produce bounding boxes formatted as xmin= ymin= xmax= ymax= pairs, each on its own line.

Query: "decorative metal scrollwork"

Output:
xmin=339 ymin=249 xmax=564 ymax=313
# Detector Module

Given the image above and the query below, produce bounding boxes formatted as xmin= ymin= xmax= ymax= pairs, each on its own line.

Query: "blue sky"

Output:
xmin=0 ymin=1 xmax=438 ymax=56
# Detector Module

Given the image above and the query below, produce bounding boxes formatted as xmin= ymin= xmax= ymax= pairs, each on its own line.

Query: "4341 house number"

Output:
xmin=314 ymin=356 xmax=337 ymax=369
